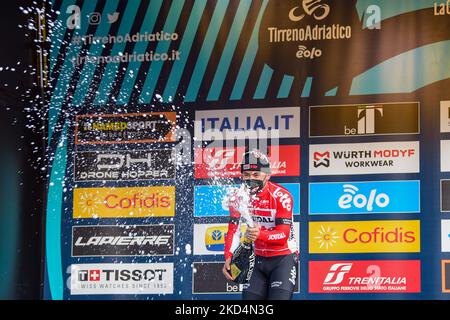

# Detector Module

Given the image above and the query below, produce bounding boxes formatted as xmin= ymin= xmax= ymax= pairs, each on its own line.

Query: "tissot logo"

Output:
xmin=75 ymin=149 xmax=175 ymax=182
xmin=309 ymin=102 xmax=420 ymax=137
xmin=70 ymin=263 xmax=174 ymax=295
xmin=309 ymin=260 xmax=421 ymax=293
xmin=288 ymin=0 xmax=330 ymax=22
xmin=310 ymin=141 xmax=420 ymax=176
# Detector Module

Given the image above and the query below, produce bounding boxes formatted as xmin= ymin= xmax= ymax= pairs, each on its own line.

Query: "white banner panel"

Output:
xmin=309 ymin=141 xmax=420 ymax=176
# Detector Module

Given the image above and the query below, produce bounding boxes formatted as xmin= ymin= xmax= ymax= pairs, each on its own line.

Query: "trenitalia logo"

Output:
xmin=309 ymin=141 xmax=419 ymax=175
xmin=309 ymin=260 xmax=421 ymax=293
xmin=309 ymin=220 xmax=420 ymax=253
xmin=309 ymin=102 xmax=420 ymax=137
xmin=323 ymin=263 xmax=352 ymax=284
xmin=73 ymin=186 xmax=175 ymax=218
xmin=75 ymin=112 xmax=177 ymax=145
xmin=194 ymin=145 xmax=300 ymax=178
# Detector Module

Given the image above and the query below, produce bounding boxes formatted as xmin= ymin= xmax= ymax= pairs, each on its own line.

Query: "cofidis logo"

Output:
xmin=309 ymin=180 xmax=420 ymax=215
xmin=309 ymin=220 xmax=420 ymax=253
xmin=73 ymin=186 xmax=175 ymax=218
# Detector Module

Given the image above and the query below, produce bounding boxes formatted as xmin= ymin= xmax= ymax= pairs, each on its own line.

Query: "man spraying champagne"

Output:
xmin=222 ymin=149 xmax=298 ymax=300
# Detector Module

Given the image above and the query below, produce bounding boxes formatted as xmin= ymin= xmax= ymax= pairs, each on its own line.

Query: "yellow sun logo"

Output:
xmin=314 ymin=225 xmax=340 ymax=250
xmin=77 ymin=191 xmax=102 ymax=217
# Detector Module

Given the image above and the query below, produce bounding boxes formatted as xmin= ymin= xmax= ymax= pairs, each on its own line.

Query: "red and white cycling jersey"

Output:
xmin=224 ymin=181 xmax=298 ymax=259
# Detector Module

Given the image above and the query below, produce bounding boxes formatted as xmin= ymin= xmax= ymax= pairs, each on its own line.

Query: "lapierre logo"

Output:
xmin=75 ymin=150 xmax=175 ymax=182
xmin=310 ymin=141 xmax=419 ymax=176
xmin=309 ymin=220 xmax=420 ymax=253
xmin=309 ymin=181 xmax=420 ymax=215
xmin=73 ymin=186 xmax=175 ymax=218
xmin=309 ymin=102 xmax=419 ymax=138
xmin=70 ymin=263 xmax=174 ymax=295
xmin=309 ymin=261 xmax=421 ymax=293
xmin=289 ymin=0 xmax=330 ymax=21
xmin=72 ymin=225 xmax=174 ymax=257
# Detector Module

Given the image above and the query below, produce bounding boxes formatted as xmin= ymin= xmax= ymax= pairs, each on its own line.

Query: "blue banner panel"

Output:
xmin=309 ymin=180 xmax=420 ymax=215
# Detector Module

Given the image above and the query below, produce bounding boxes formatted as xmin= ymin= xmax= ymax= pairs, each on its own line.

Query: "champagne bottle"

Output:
xmin=230 ymin=185 xmax=256 ymax=284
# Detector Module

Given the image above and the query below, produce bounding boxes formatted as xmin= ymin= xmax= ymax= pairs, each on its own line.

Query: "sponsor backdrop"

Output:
xmin=43 ymin=0 xmax=450 ymax=300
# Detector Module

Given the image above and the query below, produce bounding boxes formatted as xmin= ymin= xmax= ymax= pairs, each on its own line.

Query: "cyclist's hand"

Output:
xmin=245 ymin=224 xmax=260 ymax=242
xmin=222 ymin=258 xmax=234 ymax=280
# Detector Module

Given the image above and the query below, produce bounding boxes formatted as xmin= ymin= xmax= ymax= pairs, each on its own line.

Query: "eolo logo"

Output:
xmin=309 ymin=220 xmax=420 ymax=253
